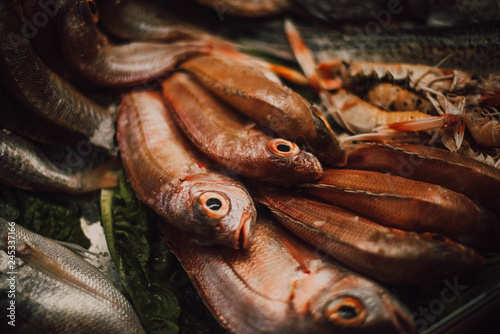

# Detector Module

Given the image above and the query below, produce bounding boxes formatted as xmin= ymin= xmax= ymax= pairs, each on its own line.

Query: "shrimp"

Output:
xmin=457 ymin=140 xmax=500 ymax=168
xmin=367 ymin=83 xmax=435 ymax=114
xmin=317 ymin=58 xmax=473 ymax=93
xmin=326 ymin=89 xmax=440 ymax=134
xmin=465 ymin=107 xmax=500 ymax=148
xmin=284 ymin=19 xmax=464 ymax=150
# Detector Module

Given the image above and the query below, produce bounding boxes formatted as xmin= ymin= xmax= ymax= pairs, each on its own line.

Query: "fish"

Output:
xmin=195 ymin=0 xmax=291 ymax=16
xmin=160 ymin=213 xmax=416 ymax=334
xmin=0 ymin=84 xmax=85 ymax=145
xmin=0 ymin=218 xmax=146 ymax=334
xmin=259 ymin=187 xmax=484 ymax=287
xmin=301 ymin=169 xmax=500 ymax=252
xmin=94 ymin=0 xmax=212 ymax=42
xmin=242 ymin=21 xmax=500 ymax=76
xmin=162 ymin=72 xmax=323 ymax=185
xmin=56 ymin=0 xmax=212 ymax=87
xmin=117 ymin=90 xmax=256 ymax=249
xmin=0 ymin=132 xmax=119 ymax=194
xmin=0 ymin=0 xmax=116 ymax=154
xmin=346 ymin=142 xmax=500 ymax=214
xmin=307 ymin=22 xmax=500 ymax=76
xmin=19 ymin=0 xmax=89 ymax=88
xmin=181 ymin=55 xmax=345 ymax=166
xmin=295 ymin=0 xmax=500 ymax=23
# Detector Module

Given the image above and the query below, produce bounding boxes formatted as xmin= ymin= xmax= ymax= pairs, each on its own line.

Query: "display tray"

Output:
xmin=427 ymin=284 xmax=500 ymax=334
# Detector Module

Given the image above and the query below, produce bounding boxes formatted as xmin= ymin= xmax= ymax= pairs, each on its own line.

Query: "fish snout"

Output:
xmin=233 ymin=209 xmax=254 ymax=249
xmin=214 ymin=207 xmax=255 ymax=249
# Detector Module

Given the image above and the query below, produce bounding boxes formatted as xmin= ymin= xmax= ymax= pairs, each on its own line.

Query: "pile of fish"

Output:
xmin=1 ymin=0 xmax=500 ymax=333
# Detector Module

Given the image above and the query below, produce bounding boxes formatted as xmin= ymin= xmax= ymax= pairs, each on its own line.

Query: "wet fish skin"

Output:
xmin=295 ymin=0 xmax=406 ymax=22
xmin=259 ymin=187 xmax=484 ymax=287
xmin=301 ymin=169 xmax=500 ymax=252
xmin=0 ymin=132 xmax=118 ymax=194
xmin=161 ymin=213 xmax=415 ymax=334
xmin=245 ymin=21 xmax=500 ymax=76
xmin=181 ymin=55 xmax=346 ymax=166
xmin=196 ymin=0 xmax=291 ymax=17
xmin=309 ymin=22 xmax=500 ymax=76
xmin=0 ymin=0 xmax=116 ymax=154
xmin=117 ymin=90 xmax=256 ymax=249
xmin=162 ymin=72 xmax=323 ymax=185
xmin=57 ymin=0 xmax=211 ymax=87
xmin=295 ymin=0 xmax=500 ymax=23
xmin=346 ymin=143 xmax=500 ymax=215
xmin=0 ymin=219 xmax=146 ymax=334
xmin=0 ymin=84 xmax=86 ymax=145
xmin=95 ymin=0 xmax=209 ymax=42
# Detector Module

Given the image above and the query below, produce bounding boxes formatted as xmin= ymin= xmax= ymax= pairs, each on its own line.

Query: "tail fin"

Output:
xmin=79 ymin=159 xmax=121 ymax=193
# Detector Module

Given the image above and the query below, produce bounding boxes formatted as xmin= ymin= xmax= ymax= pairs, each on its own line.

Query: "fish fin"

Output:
xmin=51 ymin=239 xmax=95 ymax=258
xmin=79 ymin=158 xmax=121 ymax=192
xmin=265 ymin=209 xmax=312 ymax=274
xmin=17 ymin=241 xmax=112 ymax=302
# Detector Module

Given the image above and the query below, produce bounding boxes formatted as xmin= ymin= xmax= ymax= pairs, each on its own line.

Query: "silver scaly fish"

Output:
xmin=0 ymin=219 xmax=146 ymax=333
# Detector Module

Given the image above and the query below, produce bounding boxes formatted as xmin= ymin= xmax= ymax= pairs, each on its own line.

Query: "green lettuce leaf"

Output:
xmin=0 ymin=185 xmax=90 ymax=248
xmin=101 ymin=172 xmax=181 ymax=334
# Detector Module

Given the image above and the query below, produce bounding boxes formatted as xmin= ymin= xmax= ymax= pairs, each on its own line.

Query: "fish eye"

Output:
xmin=198 ymin=192 xmax=230 ymax=219
xmin=324 ymin=297 xmax=366 ymax=327
xmin=86 ymin=0 xmax=99 ymax=22
xmin=266 ymin=138 xmax=300 ymax=157
xmin=421 ymin=232 xmax=449 ymax=243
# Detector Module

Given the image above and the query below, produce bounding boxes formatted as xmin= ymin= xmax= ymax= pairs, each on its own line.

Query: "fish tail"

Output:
xmin=79 ymin=159 xmax=121 ymax=192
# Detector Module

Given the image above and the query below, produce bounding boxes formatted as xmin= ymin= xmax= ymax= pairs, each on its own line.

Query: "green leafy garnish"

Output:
xmin=0 ymin=186 xmax=90 ymax=248
xmin=101 ymin=172 xmax=181 ymax=333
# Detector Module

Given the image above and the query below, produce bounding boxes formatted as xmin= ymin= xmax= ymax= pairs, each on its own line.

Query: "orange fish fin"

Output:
xmin=79 ymin=158 xmax=121 ymax=192
xmin=267 ymin=210 xmax=312 ymax=274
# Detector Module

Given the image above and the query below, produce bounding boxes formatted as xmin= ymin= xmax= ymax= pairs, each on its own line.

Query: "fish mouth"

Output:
xmin=382 ymin=294 xmax=416 ymax=334
xmin=234 ymin=210 xmax=253 ymax=249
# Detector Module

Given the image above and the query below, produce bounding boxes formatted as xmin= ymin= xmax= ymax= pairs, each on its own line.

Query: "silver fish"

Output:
xmin=242 ymin=21 xmax=500 ymax=75
xmin=0 ymin=132 xmax=118 ymax=194
xmin=0 ymin=218 xmax=146 ymax=334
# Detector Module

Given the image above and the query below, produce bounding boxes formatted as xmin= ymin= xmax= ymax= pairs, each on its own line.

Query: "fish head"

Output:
xmin=265 ymin=138 xmax=324 ymax=184
xmin=292 ymin=267 xmax=415 ymax=334
xmin=171 ymin=177 xmax=256 ymax=249
xmin=306 ymin=107 xmax=346 ymax=166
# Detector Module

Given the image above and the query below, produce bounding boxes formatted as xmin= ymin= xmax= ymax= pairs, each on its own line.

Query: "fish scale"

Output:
xmin=0 ymin=0 xmax=116 ymax=154
xmin=161 ymin=213 xmax=415 ymax=334
xmin=300 ymin=169 xmax=500 ymax=252
xmin=346 ymin=142 xmax=500 ymax=214
xmin=181 ymin=55 xmax=346 ymax=166
xmin=163 ymin=72 xmax=324 ymax=185
xmin=0 ymin=132 xmax=118 ymax=194
xmin=259 ymin=188 xmax=484 ymax=287
xmin=0 ymin=219 xmax=146 ymax=334
xmin=117 ymin=90 xmax=256 ymax=249
xmin=244 ymin=21 xmax=500 ymax=76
